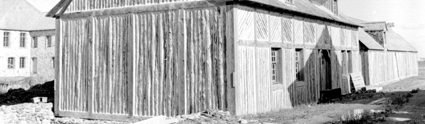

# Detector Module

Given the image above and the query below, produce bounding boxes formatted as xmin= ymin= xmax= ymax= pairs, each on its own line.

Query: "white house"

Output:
xmin=0 ymin=0 xmax=56 ymax=84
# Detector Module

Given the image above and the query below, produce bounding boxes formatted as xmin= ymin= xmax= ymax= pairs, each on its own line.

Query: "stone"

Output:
xmin=19 ymin=120 xmax=28 ymax=124
xmin=239 ymin=119 xmax=248 ymax=124
xmin=35 ymin=107 xmax=41 ymax=112
xmin=41 ymin=120 xmax=51 ymax=124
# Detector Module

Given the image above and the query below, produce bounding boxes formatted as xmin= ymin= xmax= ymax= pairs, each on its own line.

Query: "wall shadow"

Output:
xmin=287 ymin=25 xmax=353 ymax=106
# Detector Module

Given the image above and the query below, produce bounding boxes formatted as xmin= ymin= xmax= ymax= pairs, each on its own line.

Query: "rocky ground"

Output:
xmin=0 ymin=103 xmax=54 ymax=124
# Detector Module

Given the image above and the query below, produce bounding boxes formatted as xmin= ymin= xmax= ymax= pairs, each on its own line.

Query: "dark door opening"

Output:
xmin=319 ymin=50 xmax=332 ymax=90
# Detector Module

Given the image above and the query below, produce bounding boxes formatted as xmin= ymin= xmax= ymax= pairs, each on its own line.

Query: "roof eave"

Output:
xmin=237 ymin=0 xmax=362 ymax=28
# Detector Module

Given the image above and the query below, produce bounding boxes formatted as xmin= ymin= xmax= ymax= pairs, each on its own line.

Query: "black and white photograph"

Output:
xmin=0 ymin=0 xmax=424 ymax=123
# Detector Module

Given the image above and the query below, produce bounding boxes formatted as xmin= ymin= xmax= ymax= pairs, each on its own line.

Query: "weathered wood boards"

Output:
xmin=56 ymin=0 xmax=371 ymax=119
xmin=350 ymin=72 xmax=366 ymax=90
xmin=57 ymin=6 xmax=233 ymax=119
xmin=232 ymin=5 xmax=360 ymax=115
xmin=361 ymin=50 xmax=418 ymax=86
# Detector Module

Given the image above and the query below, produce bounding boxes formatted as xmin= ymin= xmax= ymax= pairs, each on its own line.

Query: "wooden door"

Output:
xmin=320 ymin=50 xmax=331 ymax=90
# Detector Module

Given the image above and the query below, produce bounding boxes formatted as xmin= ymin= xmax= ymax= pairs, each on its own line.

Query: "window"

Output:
xmin=52 ymin=57 xmax=55 ymax=68
xmin=342 ymin=51 xmax=348 ymax=75
xmin=20 ymin=33 xmax=26 ymax=47
xmin=271 ymin=48 xmax=282 ymax=84
xmin=32 ymin=58 xmax=37 ymax=74
xmin=285 ymin=0 xmax=294 ymax=4
xmin=8 ymin=57 xmax=14 ymax=69
xmin=19 ymin=57 xmax=25 ymax=68
xmin=47 ymin=36 xmax=52 ymax=47
xmin=33 ymin=37 xmax=38 ymax=48
xmin=348 ymin=51 xmax=353 ymax=73
xmin=295 ymin=49 xmax=304 ymax=81
xmin=4 ymin=32 xmax=9 ymax=47
xmin=332 ymin=0 xmax=338 ymax=15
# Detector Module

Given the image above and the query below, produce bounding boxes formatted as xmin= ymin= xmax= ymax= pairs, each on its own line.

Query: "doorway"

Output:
xmin=319 ymin=50 xmax=331 ymax=90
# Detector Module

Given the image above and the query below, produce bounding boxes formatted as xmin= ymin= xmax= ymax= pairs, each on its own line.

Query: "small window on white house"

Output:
xmin=32 ymin=58 xmax=37 ymax=74
xmin=295 ymin=49 xmax=304 ymax=81
xmin=332 ymin=0 xmax=338 ymax=15
xmin=32 ymin=37 xmax=38 ymax=48
xmin=52 ymin=57 xmax=55 ymax=68
xmin=47 ymin=36 xmax=52 ymax=47
xmin=19 ymin=57 xmax=25 ymax=68
xmin=8 ymin=57 xmax=14 ymax=69
xmin=4 ymin=32 xmax=10 ymax=47
xmin=285 ymin=0 xmax=294 ymax=4
xmin=20 ymin=33 xmax=26 ymax=47
xmin=271 ymin=48 xmax=282 ymax=84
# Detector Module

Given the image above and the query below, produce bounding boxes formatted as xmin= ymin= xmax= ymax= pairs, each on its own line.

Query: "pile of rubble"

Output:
xmin=0 ymin=103 xmax=54 ymax=124
xmin=0 ymin=81 xmax=54 ymax=105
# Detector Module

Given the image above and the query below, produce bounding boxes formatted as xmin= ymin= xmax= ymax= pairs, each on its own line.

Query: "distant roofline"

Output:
xmin=362 ymin=21 xmax=386 ymax=24
xmin=0 ymin=28 xmax=55 ymax=32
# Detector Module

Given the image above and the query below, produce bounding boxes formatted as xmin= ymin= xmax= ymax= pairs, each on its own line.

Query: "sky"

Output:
xmin=340 ymin=0 xmax=425 ymax=58
xmin=28 ymin=0 xmax=425 ymax=58
xmin=27 ymin=0 xmax=59 ymax=12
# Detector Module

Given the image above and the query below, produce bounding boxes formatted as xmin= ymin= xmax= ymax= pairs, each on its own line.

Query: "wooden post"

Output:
xmin=54 ymin=19 xmax=62 ymax=115
xmin=225 ymin=5 xmax=236 ymax=115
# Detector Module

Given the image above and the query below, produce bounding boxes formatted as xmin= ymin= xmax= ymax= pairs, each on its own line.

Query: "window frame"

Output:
xmin=284 ymin=0 xmax=294 ymax=4
xmin=295 ymin=48 xmax=304 ymax=81
xmin=20 ymin=33 xmax=26 ymax=47
xmin=332 ymin=0 xmax=338 ymax=15
xmin=8 ymin=57 xmax=14 ymax=69
xmin=32 ymin=57 xmax=37 ymax=74
xmin=32 ymin=37 xmax=38 ymax=48
xmin=47 ymin=36 xmax=52 ymax=47
xmin=52 ymin=57 xmax=55 ymax=68
xmin=271 ymin=48 xmax=283 ymax=84
xmin=19 ymin=57 xmax=25 ymax=68
xmin=4 ymin=32 xmax=10 ymax=47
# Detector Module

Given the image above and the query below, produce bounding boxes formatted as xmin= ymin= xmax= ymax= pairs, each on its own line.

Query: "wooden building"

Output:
xmin=47 ymin=0 xmax=362 ymax=120
xmin=358 ymin=22 xmax=418 ymax=85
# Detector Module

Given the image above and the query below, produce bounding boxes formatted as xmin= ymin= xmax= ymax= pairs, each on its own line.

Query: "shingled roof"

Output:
xmin=47 ymin=0 xmax=361 ymax=27
xmin=340 ymin=14 xmax=417 ymax=52
xmin=358 ymin=28 xmax=384 ymax=50
xmin=0 ymin=0 xmax=55 ymax=31
xmin=236 ymin=0 xmax=361 ymax=27
xmin=386 ymin=29 xmax=417 ymax=52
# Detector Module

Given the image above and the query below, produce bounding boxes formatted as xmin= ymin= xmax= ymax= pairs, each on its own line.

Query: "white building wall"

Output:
xmin=30 ymin=30 xmax=56 ymax=83
xmin=0 ymin=30 xmax=32 ymax=77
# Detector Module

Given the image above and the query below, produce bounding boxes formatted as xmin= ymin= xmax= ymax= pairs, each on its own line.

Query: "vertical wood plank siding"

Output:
xmin=362 ymin=51 xmax=418 ymax=86
xmin=92 ymin=15 xmax=131 ymax=115
xmin=66 ymin=0 xmax=203 ymax=13
xmin=58 ymin=6 xmax=232 ymax=118
xmin=233 ymin=6 xmax=360 ymax=115
xmin=60 ymin=19 xmax=91 ymax=112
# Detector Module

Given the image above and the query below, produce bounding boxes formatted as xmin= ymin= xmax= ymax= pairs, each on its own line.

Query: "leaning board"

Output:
xmin=350 ymin=73 xmax=366 ymax=90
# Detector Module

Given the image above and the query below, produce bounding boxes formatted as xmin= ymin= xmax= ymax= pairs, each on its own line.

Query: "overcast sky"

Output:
xmin=28 ymin=0 xmax=425 ymax=58
xmin=340 ymin=0 xmax=425 ymax=58
xmin=27 ymin=0 xmax=59 ymax=12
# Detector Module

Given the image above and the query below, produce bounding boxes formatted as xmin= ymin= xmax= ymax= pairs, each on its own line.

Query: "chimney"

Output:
xmin=386 ymin=23 xmax=395 ymax=28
